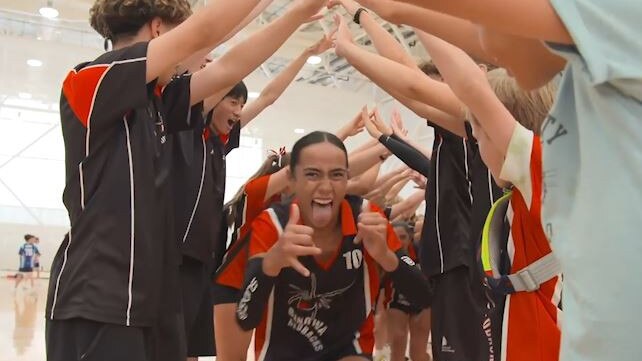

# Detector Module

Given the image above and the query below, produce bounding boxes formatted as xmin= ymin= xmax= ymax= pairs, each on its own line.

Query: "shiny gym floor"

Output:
xmin=0 ymin=275 xmax=221 ymax=361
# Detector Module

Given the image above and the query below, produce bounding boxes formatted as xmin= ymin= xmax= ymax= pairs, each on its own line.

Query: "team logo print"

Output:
xmin=286 ymin=273 xmax=355 ymax=351
xmin=288 ymin=273 xmax=354 ymax=319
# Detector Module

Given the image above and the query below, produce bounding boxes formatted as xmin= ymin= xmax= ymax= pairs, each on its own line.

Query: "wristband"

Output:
xmin=353 ymin=8 xmax=368 ymax=25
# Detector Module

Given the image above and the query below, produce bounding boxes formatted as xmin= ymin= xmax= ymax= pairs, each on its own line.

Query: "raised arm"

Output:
xmin=146 ymin=0 xmax=259 ymax=84
xmin=347 ymin=162 xmax=382 ymax=196
xmin=419 ymin=33 xmax=515 ymax=159
xmin=239 ymin=34 xmax=334 ymax=126
xmin=335 ymin=107 xmax=367 ymax=142
xmin=333 ymin=14 xmax=466 ymax=119
xmin=389 ymin=0 xmax=572 ymax=44
xmin=189 ymin=0 xmax=326 ymax=106
xmin=388 ymin=189 xmax=425 ymax=220
xmin=365 ymin=109 xmax=431 ymax=177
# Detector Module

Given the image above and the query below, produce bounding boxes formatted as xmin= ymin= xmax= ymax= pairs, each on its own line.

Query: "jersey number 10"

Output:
xmin=343 ymin=249 xmax=363 ymax=270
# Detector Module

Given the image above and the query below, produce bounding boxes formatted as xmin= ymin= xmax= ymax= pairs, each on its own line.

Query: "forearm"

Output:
xmin=348 ymin=138 xmax=379 ymax=155
xmin=389 ymin=189 xmax=425 ymax=219
xmin=385 ymin=179 xmax=409 ymax=202
xmin=349 ymin=143 xmax=388 ymax=177
xmin=340 ymin=42 xmax=465 ymax=118
xmin=241 ymin=48 xmax=309 ymax=127
xmin=389 ymin=91 xmax=466 ymax=137
xmin=379 ymin=135 xmax=430 ymax=176
xmin=191 ymin=6 xmax=308 ymax=105
xmin=358 ymin=10 xmax=417 ymax=68
xmin=395 ymin=0 xmax=572 ymax=44
xmin=388 ymin=249 xmax=432 ymax=307
xmin=236 ymin=257 xmax=276 ymax=331
xmin=419 ymin=32 xmax=515 ymax=151
xmin=219 ymin=0 xmax=276 ymax=46
xmin=347 ymin=163 xmax=381 ymax=195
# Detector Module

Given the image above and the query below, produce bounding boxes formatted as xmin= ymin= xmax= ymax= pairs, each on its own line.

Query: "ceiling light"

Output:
xmin=18 ymin=92 xmax=32 ymax=99
xmin=294 ymin=128 xmax=305 ymax=134
xmin=27 ymin=59 xmax=43 ymax=67
xmin=307 ymin=56 xmax=322 ymax=65
xmin=248 ymin=91 xmax=260 ymax=99
xmin=39 ymin=5 xmax=59 ymax=19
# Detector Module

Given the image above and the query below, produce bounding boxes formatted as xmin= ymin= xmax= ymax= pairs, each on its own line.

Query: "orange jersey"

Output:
xmin=499 ymin=124 xmax=562 ymax=361
xmin=216 ymin=175 xmax=276 ymax=289
xmin=247 ymin=197 xmax=401 ymax=361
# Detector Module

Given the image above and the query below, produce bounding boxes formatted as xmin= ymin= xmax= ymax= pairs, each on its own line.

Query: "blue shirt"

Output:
xmin=544 ymin=1 xmax=642 ymax=360
xmin=19 ymin=243 xmax=39 ymax=269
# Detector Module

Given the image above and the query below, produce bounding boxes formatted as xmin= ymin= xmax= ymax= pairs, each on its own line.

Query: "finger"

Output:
xmin=287 ymin=203 xmax=300 ymax=226
xmin=333 ymin=13 xmax=342 ymax=27
xmin=287 ymin=234 xmax=315 ymax=246
xmin=289 ymin=245 xmax=322 ymax=257
xmin=287 ymin=224 xmax=315 ymax=236
xmin=358 ymin=215 xmax=386 ymax=227
xmin=290 ymin=258 xmax=312 ymax=277
xmin=306 ymin=13 xmax=325 ymax=23
xmin=353 ymin=232 xmax=363 ymax=245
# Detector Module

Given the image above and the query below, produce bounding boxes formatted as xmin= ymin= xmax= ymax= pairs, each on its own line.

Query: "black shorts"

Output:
xmin=180 ymin=256 xmax=215 ymax=357
xmin=46 ymin=318 xmax=153 ymax=361
xmin=211 ymin=282 xmax=241 ymax=305
xmin=388 ymin=299 xmax=425 ymax=315
xmin=19 ymin=267 xmax=33 ymax=273
xmin=325 ymin=340 xmax=373 ymax=361
xmin=430 ymin=265 xmax=503 ymax=361
xmin=34 ymin=262 xmax=40 ymax=268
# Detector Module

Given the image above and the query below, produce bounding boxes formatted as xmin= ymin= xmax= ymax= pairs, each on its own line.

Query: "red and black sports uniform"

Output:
xmin=46 ymin=42 xmax=196 ymax=361
xmin=234 ymin=196 xmax=431 ymax=361
xmin=213 ymin=174 xmax=280 ymax=304
xmin=171 ymin=109 xmax=240 ymax=357
xmin=419 ymin=122 xmax=499 ymax=361
xmin=464 ymin=122 xmax=507 ymax=361
xmin=382 ymin=243 xmax=426 ymax=315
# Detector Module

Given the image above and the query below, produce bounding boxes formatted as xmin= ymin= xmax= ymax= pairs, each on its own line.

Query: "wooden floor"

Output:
xmin=0 ymin=277 xmax=47 ymax=361
xmin=0 ymin=276 xmax=219 ymax=361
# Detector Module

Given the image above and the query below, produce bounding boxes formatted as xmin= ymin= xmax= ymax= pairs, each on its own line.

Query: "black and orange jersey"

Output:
xmin=172 ymin=114 xmax=240 ymax=266
xmin=420 ymin=123 xmax=473 ymax=277
xmin=383 ymin=243 xmax=425 ymax=313
xmin=46 ymin=42 xmax=196 ymax=327
xmin=246 ymin=196 xmax=402 ymax=361
xmin=215 ymin=174 xmax=279 ymax=289
xmin=498 ymin=124 xmax=561 ymax=361
xmin=464 ymin=123 xmax=504 ymax=257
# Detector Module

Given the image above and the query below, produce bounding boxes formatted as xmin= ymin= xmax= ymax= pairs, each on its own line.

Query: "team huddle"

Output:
xmin=44 ymin=1 xmax=642 ymax=361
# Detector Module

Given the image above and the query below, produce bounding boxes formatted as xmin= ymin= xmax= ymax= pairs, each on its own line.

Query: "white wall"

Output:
xmin=0 ymin=222 xmax=68 ymax=272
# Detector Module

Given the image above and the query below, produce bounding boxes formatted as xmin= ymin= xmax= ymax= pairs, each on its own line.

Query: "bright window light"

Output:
xmin=248 ymin=91 xmax=260 ymax=99
xmin=294 ymin=128 xmax=305 ymax=134
xmin=27 ymin=59 xmax=43 ymax=67
xmin=39 ymin=6 xmax=59 ymax=19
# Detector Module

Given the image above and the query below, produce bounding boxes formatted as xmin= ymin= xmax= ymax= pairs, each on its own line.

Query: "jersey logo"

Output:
xmin=441 ymin=336 xmax=455 ymax=354
xmin=288 ymin=273 xmax=354 ymax=319
xmin=286 ymin=273 xmax=355 ymax=352
xmin=342 ymin=249 xmax=363 ymax=270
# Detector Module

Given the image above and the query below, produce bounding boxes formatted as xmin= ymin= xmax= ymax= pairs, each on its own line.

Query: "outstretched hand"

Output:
xmin=307 ymin=29 xmax=337 ymax=55
xmin=327 ymin=0 xmax=360 ymax=15
xmin=332 ymin=13 xmax=354 ymax=57
xmin=364 ymin=106 xmax=383 ymax=139
xmin=369 ymin=108 xmax=393 ymax=136
xmin=263 ymin=204 xmax=321 ymax=277
xmin=390 ymin=108 xmax=408 ymax=138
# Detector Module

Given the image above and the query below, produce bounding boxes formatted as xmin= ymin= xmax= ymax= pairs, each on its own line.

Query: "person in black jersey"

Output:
xmin=385 ymin=221 xmax=431 ymax=361
xmin=233 ymin=131 xmax=431 ymax=361
xmin=331 ymin=9 xmax=504 ymax=361
xmin=45 ymin=0 xmax=329 ymax=360
xmin=173 ymin=33 xmax=336 ymax=360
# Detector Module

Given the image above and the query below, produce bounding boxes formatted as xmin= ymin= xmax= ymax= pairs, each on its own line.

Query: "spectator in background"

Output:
xmin=16 ymin=235 xmax=40 ymax=289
